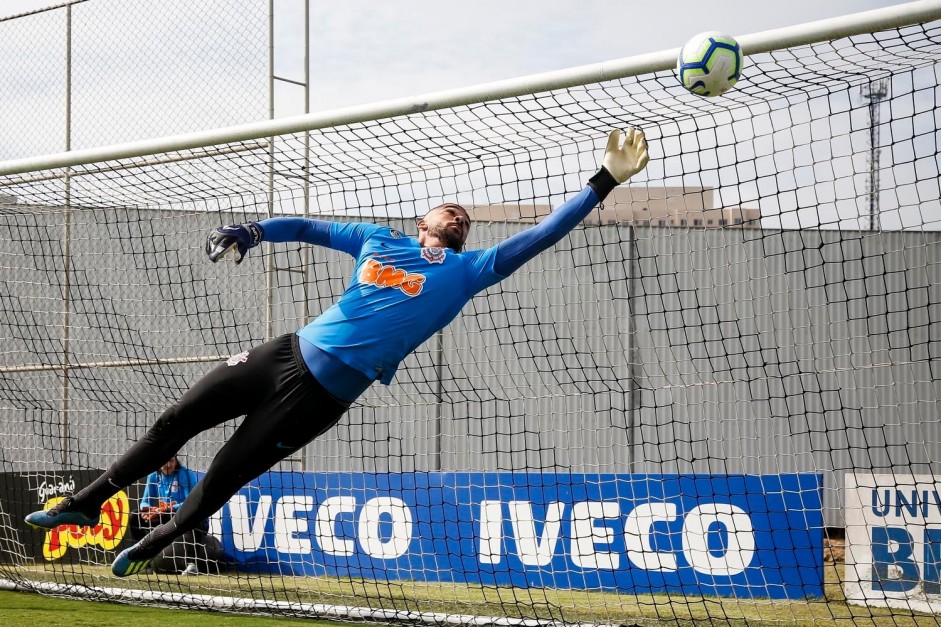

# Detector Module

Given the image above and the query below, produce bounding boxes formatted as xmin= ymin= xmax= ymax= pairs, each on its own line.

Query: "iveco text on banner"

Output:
xmin=211 ymin=472 xmax=823 ymax=599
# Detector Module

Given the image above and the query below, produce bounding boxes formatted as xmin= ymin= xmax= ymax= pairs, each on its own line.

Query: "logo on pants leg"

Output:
xmin=226 ymin=351 xmax=249 ymax=366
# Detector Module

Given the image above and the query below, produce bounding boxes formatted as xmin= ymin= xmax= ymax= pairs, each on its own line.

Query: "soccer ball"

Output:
xmin=676 ymin=31 xmax=743 ymax=97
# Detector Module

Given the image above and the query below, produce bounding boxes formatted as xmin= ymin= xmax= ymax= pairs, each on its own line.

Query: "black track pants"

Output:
xmin=73 ymin=334 xmax=351 ymax=557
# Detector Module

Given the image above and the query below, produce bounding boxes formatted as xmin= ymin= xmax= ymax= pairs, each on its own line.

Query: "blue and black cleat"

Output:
xmin=25 ymin=497 xmax=99 ymax=530
xmin=111 ymin=543 xmax=152 ymax=577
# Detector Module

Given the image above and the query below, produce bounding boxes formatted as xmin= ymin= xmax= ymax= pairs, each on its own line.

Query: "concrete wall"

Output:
xmin=1 ymin=203 xmax=939 ymax=526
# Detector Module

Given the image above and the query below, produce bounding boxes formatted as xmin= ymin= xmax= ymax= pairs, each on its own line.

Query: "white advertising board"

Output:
xmin=845 ymin=473 xmax=941 ymax=613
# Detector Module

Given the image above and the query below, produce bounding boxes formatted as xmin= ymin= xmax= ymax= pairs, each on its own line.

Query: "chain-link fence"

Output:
xmin=0 ymin=0 xmax=270 ymax=161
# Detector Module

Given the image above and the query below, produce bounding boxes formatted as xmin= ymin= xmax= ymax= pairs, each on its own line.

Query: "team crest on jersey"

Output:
xmin=388 ymin=229 xmax=405 ymax=239
xmin=420 ymin=247 xmax=447 ymax=264
xmin=226 ymin=351 xmax=249 ymax=366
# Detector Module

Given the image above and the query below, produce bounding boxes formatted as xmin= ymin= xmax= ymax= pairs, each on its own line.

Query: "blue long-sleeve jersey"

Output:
xmin=259 ymin=182 xmax=605 ymax=400
xmin=139 ymin=466 xmax=198 ymax=511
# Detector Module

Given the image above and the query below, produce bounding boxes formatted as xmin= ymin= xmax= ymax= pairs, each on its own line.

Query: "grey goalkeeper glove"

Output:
xmin=206 ymin=222 xmax=264 ymax=264
xmin=588 ymin=127 xmax=650 ymax=200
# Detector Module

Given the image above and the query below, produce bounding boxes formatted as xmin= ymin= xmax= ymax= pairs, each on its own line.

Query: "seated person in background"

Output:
xmin=133 ymin=455 xmax=193 ymax=530
xmin=131 ymin=455 xmax=224 ymax=575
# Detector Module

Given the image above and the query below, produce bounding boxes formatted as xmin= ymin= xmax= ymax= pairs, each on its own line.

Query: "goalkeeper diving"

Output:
xmin=25 ymin=128 xmax=649 ymax=576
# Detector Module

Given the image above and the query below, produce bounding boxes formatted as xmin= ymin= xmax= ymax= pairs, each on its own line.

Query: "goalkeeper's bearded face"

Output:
xmin=420 ymin=203 xmax=471 ymax=252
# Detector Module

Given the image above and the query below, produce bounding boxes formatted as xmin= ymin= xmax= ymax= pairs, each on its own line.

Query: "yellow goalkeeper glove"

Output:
xmin=602 ymin=127 xmax=649 ymax=184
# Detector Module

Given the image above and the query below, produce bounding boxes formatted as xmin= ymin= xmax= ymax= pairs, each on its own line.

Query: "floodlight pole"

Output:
xmin=859 ymin=79 xmax=889 ymax=231
xmin=61 ymin=3 xmax=74 ymax=469
xmin=266 ymin=0 xmax=276 ymax=342
xmin=267 ymin=0 xmax=312 ymax=470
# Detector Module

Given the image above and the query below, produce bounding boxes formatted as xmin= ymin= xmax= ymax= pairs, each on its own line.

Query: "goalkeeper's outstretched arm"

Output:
xmin=491 ymin=127 xmax=648 ymax=277
xmin=206 ymin=127 xmax=648 ymax=269
xmin=205 ymin=218 xmax=352 ymax=263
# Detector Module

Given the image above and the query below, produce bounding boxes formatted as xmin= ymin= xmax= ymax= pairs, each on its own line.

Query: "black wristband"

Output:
xmin=247 ymin=221 xmax=264 ymax=246
xmin=587 ymin=167 xmax=619 ymax=202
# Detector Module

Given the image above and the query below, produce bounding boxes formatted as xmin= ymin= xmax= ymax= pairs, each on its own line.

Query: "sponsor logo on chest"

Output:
xmin=360 ymin=258 xmax=426 ymax=297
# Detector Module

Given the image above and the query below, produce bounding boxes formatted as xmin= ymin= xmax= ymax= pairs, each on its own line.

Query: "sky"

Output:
xmin=281 ymin=0 xmax=911 ymax=113
xmin=0 ymin=0 xmax=917 ymax=154
xmin=0 ymin=0 xmax=914 ymax=118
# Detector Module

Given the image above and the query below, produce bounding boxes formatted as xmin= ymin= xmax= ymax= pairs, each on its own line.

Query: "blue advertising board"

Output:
xmin=209 ymin=473 xmax=823 ymax=599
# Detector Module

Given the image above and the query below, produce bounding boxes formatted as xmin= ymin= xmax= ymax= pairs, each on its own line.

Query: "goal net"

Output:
xmin=1 ymin=5 xmax=941 ymax=626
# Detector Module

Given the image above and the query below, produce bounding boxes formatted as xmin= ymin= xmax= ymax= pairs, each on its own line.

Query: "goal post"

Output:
xmin=1 ymin=2 xmax=941 ymax=625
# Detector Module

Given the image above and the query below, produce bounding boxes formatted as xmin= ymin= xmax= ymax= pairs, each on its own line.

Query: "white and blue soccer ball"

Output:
xmin=677 ymin=31 xmax=743 ymax=97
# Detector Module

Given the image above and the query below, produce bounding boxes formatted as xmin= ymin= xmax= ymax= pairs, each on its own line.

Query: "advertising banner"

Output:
xmin=845 ymin=473 xmax=941 ymax=613
xmin=0 ymin=470 xmax=823 ymax=599
xmin=0 ymin=470 xmax=136 ymax=564
xmin=214 ymin=472 xmax=823 ymax=599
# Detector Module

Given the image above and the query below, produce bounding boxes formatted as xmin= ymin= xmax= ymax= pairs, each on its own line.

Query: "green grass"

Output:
xmin=0 ymin=589 xmax=339 ymax=626
xmin=1 ymin=562 xmax=939 ymax=626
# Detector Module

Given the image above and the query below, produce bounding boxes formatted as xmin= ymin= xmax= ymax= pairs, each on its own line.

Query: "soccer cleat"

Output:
xmin=25 ymin=497 xmax=98 ymax=530
xmin=111 ymin=544 xmax=152 ymax=577
xmin=181 ymin=563 xmax=198 ymax=576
